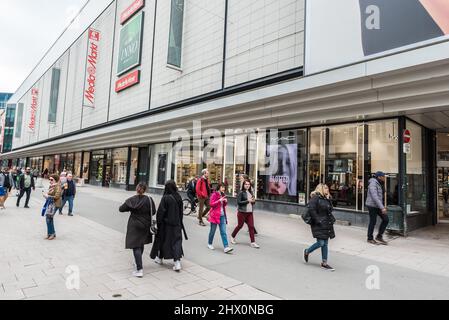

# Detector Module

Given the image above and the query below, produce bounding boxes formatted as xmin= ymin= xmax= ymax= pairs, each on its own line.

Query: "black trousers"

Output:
xmin=187 ymin=192 xmax=196 ymax=210
xmin=133 ymin=246 xmax=144 ymax=271
xmin=17 ymin=188 xmax=32 ymax=207
xmin=367 ymin=207 xmax=389 ymax=240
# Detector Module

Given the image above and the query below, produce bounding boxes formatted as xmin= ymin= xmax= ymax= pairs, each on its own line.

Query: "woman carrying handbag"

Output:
xmin=42 ymin=175 xmax=62 ymax=240
xmin=119 ymin=183 xmax=156 ymax=278
xmin=303 ymin=183 xmax=336 ymax=271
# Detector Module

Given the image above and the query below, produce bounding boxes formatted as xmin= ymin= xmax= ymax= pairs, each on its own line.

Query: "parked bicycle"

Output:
xmin=183 ymin=197 xmax=198 ymax=216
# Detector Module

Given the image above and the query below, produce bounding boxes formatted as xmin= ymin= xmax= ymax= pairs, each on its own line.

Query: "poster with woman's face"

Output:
xmin=266 ymin=144 xmax=297 ymax=196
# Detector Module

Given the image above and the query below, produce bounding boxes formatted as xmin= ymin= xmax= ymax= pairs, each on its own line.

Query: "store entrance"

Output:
xmin=436 ymin=133 xmax=449 ymax=223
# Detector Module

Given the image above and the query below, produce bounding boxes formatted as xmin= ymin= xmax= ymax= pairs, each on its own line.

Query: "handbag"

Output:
xmin=42 ymin=198 xmax=56 ymax=217
xmin=0 ymin=186 xmax=5 ymax=197
xmin=149 ymin=197 xmax=157 ymax=235
xmin=302 ymin=206 xmax=313 ymax=225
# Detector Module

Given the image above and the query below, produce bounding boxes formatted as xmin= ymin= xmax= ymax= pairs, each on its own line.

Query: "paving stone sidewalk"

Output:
xmin=0 ymin=196 xmax=279 ymax=300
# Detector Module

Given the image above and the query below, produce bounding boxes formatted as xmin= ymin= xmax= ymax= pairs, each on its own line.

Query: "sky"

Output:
xmin=0 ymin=0 xmax=88 ymax=93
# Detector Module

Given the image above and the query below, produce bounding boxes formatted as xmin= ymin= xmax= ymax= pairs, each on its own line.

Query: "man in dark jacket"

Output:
xmin=186 ymin=176 xmax=198 ymax=212
xmin=16 ymin=168 xmax=35 ymax=209
xmin=366 ymin=171 xmax=389 ymax=245
xmin=59 ymin=174 xmax=77 ymax=216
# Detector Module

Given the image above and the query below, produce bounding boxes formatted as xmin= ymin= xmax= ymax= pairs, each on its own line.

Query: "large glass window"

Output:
xmin=74 ymin=152 xmax=82 ymax=178
xmin=111 ymin=148 xmax=128 ymax=188
xmin=90 ymin=151 xmax=104 ymax=186
xmin=257 ymin=129 xmax=307 ymax=204
xmin=48 ymin=68 xmax=61 ymax=123
xmin=167 ymin=0 xmax=185 ymax=68
xmin=149 ymin=143 xmax=174 ymax=188
xmin=82 ymin=152 xmax=90 ymax=183
xmin=15 ymin=103 xmax=24 ymax=138
xmin=405 ymin=120 xmax=428 ymax=215
xmin=129 ymin=148 xmax=139 ymax=186
xmin=66 ymin=153 xmax=75 ymax=174
xmin=174 ymin=140 xmax=201 ymax=190
xmin=309 ymin=128 xmax=326 ymax=195
xmin=223 ymin=136 xmax=235 ymax=196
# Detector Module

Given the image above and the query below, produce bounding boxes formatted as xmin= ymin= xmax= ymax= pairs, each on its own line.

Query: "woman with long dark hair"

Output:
xmin=231 ymin=180 xmax=260 ymax=249
xmin=119 ymin=183 xmax=156 ymax=278
xmin=150 ymin=180 xmax=188 ymax=272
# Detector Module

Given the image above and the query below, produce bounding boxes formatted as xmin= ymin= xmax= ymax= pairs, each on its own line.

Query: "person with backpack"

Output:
xmin=119 ymin=183 xmax=156 ymax=278
xmin=196 ymin=169 xmax=211 ymax=227
xmin=186 ymin=176 xmax=198 ymax=213
xmin=303 ymin=183 xmax=336 ymax=271
xmin=150 ymin=180 xmax=188 ymax=272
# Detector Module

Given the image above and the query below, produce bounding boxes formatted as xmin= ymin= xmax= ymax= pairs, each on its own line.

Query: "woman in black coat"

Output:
xmin=119 ymin=183 xmax=156 ymax=278
xmin=150 ymin=180 xmax=187 ymax=272
xmin=303 ymin=183 xmax=336 ymax=271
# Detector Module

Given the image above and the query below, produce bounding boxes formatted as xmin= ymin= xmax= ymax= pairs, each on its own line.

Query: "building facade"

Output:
xmin=2 ymin=0 xmax=449 ymax=233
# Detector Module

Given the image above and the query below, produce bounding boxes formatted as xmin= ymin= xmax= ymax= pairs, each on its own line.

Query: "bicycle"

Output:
xmin=183 ymin=197 xmax=198 ymax=216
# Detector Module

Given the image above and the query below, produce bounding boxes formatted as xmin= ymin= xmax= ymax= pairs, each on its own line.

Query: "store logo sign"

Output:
xmin=120 ymin=0 xmax=145 ymax=25
xmin=28 ymin=89 xmax=39 ymax=132
xmin=117 ymin=12 xmax=144 ymax=76
xmin=115 ymin=70 xmax=140 ymax=93
xmin=83 ymin=29 xmax=101 ymax=108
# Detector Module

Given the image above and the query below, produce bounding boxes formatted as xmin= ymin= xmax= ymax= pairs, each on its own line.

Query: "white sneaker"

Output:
xmin=132 ymin=270 xmax=144 ymax=278
xmin=224 ymin=247 xmax=234 ymax=254
xmin=154 ymin=256 xmax=163 ymax=265
xmin=231 ymin=237 xmax=237 ymax=245
xmin=251 ymin=243 xmax=260 ymax=249
xmin=173 ymin=260 xmax=182 ymax=272
xmin=207 ymin=244 xmax=215 ymax=250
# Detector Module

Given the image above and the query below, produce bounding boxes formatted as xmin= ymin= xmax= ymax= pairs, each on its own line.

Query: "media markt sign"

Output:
xmin=117 ymin=11 xmax=144 ymax=76
xmin=28 ymin=89 xmax=39 ymax=133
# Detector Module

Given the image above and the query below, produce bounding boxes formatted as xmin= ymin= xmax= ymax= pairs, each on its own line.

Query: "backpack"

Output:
xmin=3 ymin=173 xmax=11 ymax=189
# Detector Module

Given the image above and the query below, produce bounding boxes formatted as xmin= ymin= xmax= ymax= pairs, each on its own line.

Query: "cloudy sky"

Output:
xmin=0 ymin=0 xmax=88 ymax=93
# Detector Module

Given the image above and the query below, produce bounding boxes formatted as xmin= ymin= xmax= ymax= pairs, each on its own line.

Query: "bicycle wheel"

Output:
xmin=183 ymin=199 xmax=192 ymax=216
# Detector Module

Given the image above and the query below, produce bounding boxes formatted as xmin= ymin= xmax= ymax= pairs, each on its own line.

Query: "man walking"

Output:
xmin=16 ymin=168 xmax=35 ymax=209
xmin=186 ymin=176 xmax=198 ymax=213
xmin=366 ymin=171 xmax=389 ymax=245
xmin=196 ymin=169 xmax=211 ymax=227
xmin=59 ymin=174 xmax=76 ymax=216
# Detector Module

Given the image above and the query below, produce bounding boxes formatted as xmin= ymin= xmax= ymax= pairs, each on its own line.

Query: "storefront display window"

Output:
xmin=309 ymin=128 xmax=326 ymax=196
xmin=149 ymin=143 xmax=173 ymax=188
xmin=175 ymin=140 xmax=201 ymax=190
xmin=129 ymin=148 xmax=139 ymax=186
xmin=90 ymin=151 xmax=104 ymax=186
xmin=82 ymin=152 xmax=90 ymax=183
xmin=111 ymin=148 xmax=128 ymax=188
xmin=66 ymin=153 xmax=75 ymax=174
xmin=405 ymin=120 xmax=429 ymax=215
xmin=74 ymin=152 xmax=82 ymax=178
xmin=223 ymin=136 xmax=235 ymax=196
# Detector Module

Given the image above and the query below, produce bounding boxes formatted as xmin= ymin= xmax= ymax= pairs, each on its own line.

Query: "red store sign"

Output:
xmin=83 ymin=29 xmax=101 ymax=108
xmin=121 ymin=0 xmax=145 ymax=25
xmin=28 ymin=89 xmax=39 ymax=132
xmin=115 ymin=70 xmax=140 ymax=93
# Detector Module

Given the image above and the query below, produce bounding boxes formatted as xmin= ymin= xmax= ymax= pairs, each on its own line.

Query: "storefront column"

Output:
xmin=126 ymin=146 xmax=132 ymax=191
xmin=398 ymin=117 xmax=408 ymax=236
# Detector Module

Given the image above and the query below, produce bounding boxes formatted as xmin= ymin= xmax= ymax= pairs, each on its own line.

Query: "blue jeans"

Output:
xmin=208 ymin=216 xmax=229 ymax=248
xmin=306 ymin=239 xmax=329 ymax=262
xmin=46 ymin=216 xmax=56 ymax=236
xmin=59 ymin=195 xmax=74 ymax=214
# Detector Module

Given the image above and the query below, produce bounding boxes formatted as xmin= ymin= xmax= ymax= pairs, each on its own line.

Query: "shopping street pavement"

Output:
xmin=1 ymin=181 xmax=449 ymax=300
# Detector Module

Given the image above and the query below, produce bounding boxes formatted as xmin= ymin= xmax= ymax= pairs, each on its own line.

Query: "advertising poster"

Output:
xmin=117 ymin=11 xmax=144 ymax=76
xmin=266 ymin=144 xmax=298 ymax=197
xmin=305 ymin=0 xmax=449 ymax=75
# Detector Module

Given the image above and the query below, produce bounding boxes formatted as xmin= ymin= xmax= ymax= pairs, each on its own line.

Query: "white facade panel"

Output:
xmin=108 ymin=0 xmax=154 ymax=121
xmin=150 ymin=0 xmax=225 ymax=109
xmin=225 ymin=0 xmax=304 ymax=87
xmin=82 ymin=3 xmax=116 ymax=128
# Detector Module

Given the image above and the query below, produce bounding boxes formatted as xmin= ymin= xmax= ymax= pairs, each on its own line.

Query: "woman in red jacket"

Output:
xmin=207 ymin=183 xmax=234 ymax=254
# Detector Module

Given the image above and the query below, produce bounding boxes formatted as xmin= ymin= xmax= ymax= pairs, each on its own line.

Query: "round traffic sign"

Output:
xmin=403 ymin=129 xmax=411 ymax=144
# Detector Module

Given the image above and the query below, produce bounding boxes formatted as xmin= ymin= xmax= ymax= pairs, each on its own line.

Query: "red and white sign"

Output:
xmin=120 ymin=0 xmax=145 ymax=25
xmin=28 ymin=89 xmax=39 ymax=132
xmin=403 ymin=129 xmax=412 ymax=144
xmin=115 ymin=70 xmax=140 ymax=93
xmin=83 ymin=29 xmax=101 ymax=108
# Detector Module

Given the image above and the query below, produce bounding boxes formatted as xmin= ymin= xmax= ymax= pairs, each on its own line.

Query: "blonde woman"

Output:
xmin=303 ymin=184 xmax=336 ymax=271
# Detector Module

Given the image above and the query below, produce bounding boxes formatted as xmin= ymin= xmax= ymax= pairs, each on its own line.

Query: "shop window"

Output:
xmin=405 ymin=121 xmax=429 ymax=215
xmin=90 ymin=151 xmax=104 ymax=186
xmin=309 ymin=128 xmax=326 ymax=196
xmin=129 ymin=148 xmax=139 ymax=186
xmin=204 ymin=135 xmax=224 ymax=189
xmin=174 ymin=140 xmax=201 ymax=190
xmin=111 ymin=148 xmax=128 ymax=187
xmin=48 ymin=68 xmax=61 ymax=123
xmin=15 ymin=103 xmax=24 ymax=138
xmin=74 ymin=152 xmax=82 ymax=178
xmin=223 ymin=136 xmax=235 ymax=196
xmin=82 ymin=152 xmax=90 ymax=183
xmin=257 ymin=129 xmax=307 ymax=204
xmin=149 ymin=143 xmax=174 ymax=188
xmin=66 ymin=153 xmax=75 ymax=174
